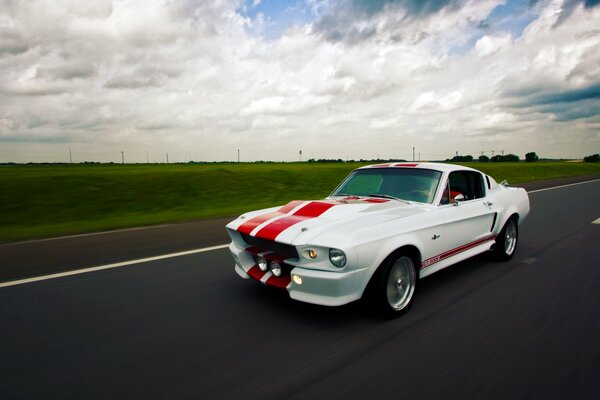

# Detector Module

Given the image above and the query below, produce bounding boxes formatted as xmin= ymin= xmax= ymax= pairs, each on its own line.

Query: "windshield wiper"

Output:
xmin=368 ymin=194 xmax=412 ymax=204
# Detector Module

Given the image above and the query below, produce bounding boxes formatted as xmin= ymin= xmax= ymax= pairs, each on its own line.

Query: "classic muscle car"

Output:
xmin=226 ymin=162 xmax=530 ymax=316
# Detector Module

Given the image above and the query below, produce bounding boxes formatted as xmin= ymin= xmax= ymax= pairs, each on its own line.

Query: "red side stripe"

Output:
xmin=437 ymin=235 xmax=496 ymax=260
xmin=421 ymin=235 xmax=496 ymax=269
xmin=254 ymin=201 xmax=337 ymax=241
xmin=237 ymin=200 xmax=304 ymax=235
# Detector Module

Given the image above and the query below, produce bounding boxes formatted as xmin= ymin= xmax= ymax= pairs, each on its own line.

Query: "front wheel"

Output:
xmin=493 ymin=217 xmax=518 ymax=261
xmin=365 ymin=253 xmax=417 ymax=318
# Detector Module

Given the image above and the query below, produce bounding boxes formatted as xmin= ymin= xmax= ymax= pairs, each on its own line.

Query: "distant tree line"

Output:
xmin=307 ymin=158 xmax=345 ymax=163
xmin=447 ymin=155 xmax=474 ymax=162
xmin=584 ymin=154 xmax=599 ymax=162
xmin=447 ymin=154 xmax=520 ymax=162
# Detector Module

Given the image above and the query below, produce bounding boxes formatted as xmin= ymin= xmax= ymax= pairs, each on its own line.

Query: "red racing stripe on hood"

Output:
xmin=253 ymin=201 xmax=337 ymax=241
xmin=237 ymin=200 xmax=304 ymax=235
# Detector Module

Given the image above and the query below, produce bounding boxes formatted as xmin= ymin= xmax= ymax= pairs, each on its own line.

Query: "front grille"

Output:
xmin=240 ymin=233 xmax=299 ymax=259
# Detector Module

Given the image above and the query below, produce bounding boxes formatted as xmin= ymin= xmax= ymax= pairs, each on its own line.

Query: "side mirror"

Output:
xmin=453 ymin=194 xmax=465 ymax=206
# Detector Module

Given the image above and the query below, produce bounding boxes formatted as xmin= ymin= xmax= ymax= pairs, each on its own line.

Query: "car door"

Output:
xmin=440 ymin=171 xmax=497 ymax=254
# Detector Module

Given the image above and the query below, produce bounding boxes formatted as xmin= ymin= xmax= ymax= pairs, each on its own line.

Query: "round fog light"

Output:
xmin=308 ymin=249 xmax=318 ymax=259
xmin=292 ymin=275 xmax=303 ymax=285
xmin=257 ymin=256 xmax=268 ymax=271
xmin=271 ymin=262 xmax=282 ymax=277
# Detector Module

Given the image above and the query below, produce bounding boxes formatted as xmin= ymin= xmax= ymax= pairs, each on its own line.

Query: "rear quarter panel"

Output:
xmin=489 ymin=186 xmax=530 ymax=233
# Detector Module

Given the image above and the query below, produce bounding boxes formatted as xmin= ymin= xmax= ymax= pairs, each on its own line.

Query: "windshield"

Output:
xmin=331 ymin=168 xmax=442 ymax=204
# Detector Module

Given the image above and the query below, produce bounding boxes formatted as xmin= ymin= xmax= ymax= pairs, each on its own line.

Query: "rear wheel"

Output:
xmin=494 ymin=217 xmax=518 ymax=261
xmin=366 ymin=253 xmax=417 ymax=317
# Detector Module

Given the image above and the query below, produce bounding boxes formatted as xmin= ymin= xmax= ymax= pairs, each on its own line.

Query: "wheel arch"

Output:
xmin=495 ymin=209 xmax=520 ymax=236
xmin=359 ymin=244 xmax=422 ymax=299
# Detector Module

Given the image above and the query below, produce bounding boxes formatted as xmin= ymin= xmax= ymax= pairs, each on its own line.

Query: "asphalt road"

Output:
xmin=1 ymin=178 xmax=600 ymax=399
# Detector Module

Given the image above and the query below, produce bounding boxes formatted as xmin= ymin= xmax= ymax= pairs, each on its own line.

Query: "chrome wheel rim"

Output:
xmin=386 ymin=256 xmax=416 ymax=310
xmin=504 ymin=221 xmax=517 ymax=255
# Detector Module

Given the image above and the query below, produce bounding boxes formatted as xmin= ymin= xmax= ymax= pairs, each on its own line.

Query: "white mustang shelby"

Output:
xmin=226 ymin=162 xmax=530 ymax=316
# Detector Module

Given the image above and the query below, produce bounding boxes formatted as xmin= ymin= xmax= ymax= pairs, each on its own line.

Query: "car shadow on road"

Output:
xmin=231 ymin=249 xmax=521 ymax=327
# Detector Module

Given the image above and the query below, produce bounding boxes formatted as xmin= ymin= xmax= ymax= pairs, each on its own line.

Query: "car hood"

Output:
xmin=231 ymin=197 xmax=427 ymax=246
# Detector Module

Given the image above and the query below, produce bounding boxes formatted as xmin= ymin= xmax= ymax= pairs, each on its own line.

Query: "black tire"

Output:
xmin=493 ymin=217 xmax=518 ymax=261
xmin=364 ymin=252 xmax=418 ymax=318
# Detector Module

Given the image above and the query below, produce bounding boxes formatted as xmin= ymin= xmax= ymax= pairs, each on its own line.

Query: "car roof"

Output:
xmin=357 ymin=162 xmax=480 ymax=173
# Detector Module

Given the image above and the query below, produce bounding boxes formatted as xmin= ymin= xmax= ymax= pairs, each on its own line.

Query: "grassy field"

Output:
xmin=1 ymin=161 xmax=599 ymax=242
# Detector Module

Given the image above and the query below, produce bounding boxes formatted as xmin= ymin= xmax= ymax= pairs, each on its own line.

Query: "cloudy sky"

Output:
xmin=0 ymin=0 xmax=599 ymax=163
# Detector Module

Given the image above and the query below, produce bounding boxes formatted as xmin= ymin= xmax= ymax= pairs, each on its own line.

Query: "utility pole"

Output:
xmin=492 ymin=150 xmax=495 ymax=157
xmin=501 ymin=150 xmax=504 ymax=156
xmin=455 ymin=151 xmax=458 ymax=157
xmin=418 ymin=153 xmax=421 ymax=161
xmin=121 ymin=151 xmax=124 ymax=164
xmin=237 ymin=149 xmax=240 ymax=163
xmin=299 ymin=150 xmax=302 ymax=162
xmin=166 ymin=153 xmax=169 ymax=164
xmin=69 ymin=147 xmax=72 ymax=164
xmin=145 ymin=150 xmax=149 ymax=163
xmin=413 ymin=147 xmax=415 ymax=162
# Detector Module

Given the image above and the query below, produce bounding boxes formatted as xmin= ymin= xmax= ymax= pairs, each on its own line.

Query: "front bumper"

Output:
xmin=230 ymin=242 xmax=366 ymax=307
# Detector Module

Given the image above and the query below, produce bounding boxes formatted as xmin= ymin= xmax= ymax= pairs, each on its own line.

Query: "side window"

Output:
xmin=448 ymin=171 xmax=485 ymax=201
xmin=471 ymin=172 xmax=485 ymax=199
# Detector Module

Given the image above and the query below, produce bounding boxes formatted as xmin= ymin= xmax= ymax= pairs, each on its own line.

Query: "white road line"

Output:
xmin=527 ymin=178 xmax=600 ymax=193
xmin=1 ymin=223 xmax=177 ymax=247
xmin=0 ymin=244 xmax=230 ymax=289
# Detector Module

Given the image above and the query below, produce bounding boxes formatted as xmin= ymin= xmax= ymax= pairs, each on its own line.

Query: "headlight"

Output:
xmin=329 ymin=248 xmax=346 ymax=268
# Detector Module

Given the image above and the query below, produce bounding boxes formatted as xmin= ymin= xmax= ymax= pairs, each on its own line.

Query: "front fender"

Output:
xmin=353 ymin=233 xmax=426 ymax=298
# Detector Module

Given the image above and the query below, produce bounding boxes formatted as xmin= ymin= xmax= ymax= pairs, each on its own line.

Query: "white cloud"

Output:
xmin=0 ymin=0 xmax=599 ymax=163
xmin=475 ymin=33 xmax=513 ymax=56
